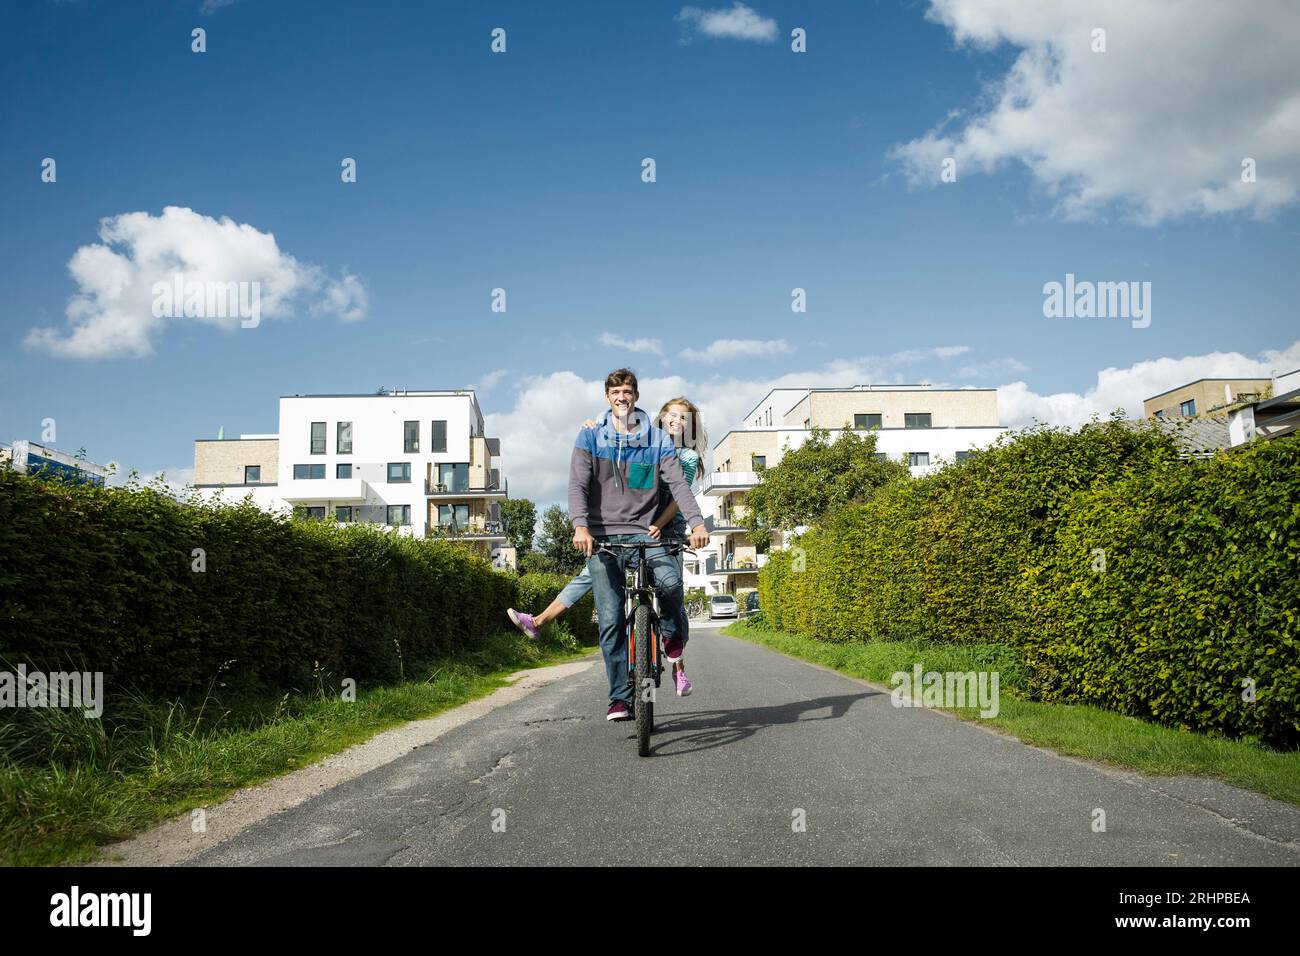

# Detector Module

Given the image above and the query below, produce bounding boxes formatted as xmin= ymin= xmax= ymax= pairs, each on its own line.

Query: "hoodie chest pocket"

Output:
xmin=626 ymin=461 xmax=655 ymax=490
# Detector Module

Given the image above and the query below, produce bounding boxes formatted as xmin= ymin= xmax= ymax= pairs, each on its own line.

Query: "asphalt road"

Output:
xmin=185 ymin=620 xmax=1300 ymax=866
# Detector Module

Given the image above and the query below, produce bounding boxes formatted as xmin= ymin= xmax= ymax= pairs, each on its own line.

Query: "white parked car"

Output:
xmin=709 ymin=594 xmax=738 ymax=619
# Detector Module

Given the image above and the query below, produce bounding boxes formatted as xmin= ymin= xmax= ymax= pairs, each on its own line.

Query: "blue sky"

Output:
xmin=2 ymin=0 xmax=1298 ymax=503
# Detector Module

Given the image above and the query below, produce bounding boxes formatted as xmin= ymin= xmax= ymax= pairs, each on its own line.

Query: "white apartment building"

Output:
xmin=193 ymin=389 xmax=509 ymax=559
xmin=691 ymin=384 xmax=1007 ymax=596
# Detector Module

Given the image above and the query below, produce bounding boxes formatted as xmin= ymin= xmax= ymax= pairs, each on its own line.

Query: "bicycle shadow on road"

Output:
xmin=636 ymin=692 xmax=874 ymax=756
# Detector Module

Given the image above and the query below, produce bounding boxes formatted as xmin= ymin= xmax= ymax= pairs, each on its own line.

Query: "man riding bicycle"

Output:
xmin=569 ymin=368 xmax=710 ymax=722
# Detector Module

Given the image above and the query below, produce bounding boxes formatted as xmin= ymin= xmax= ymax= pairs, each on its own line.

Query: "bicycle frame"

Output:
xmin=594 ymin=539 xmax=691 ymax=688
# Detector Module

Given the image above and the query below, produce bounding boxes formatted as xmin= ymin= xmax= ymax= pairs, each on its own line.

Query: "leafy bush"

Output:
xmin=0 ymin=469 xmax=586 ymax=700
xmin=757 ymin=421 xmax=1299 ymax=745
xmin=1022 ymin=436 xmax=1299 ymax=745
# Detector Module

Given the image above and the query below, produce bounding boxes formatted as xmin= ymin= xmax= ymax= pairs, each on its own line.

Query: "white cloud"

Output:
xmin=26 ymin=206 xmax=368 ymax=360
xmin=682 ymin=338 xmax=792 ymax=363
xmin=200 ymin=0 xmax=239 ymax=13
xmin=600 ymin=333 xmax=663 ymax=355
xmin=956 ymin=357 xmax=1028 ymax=380
xmin=474 ymin=369 xmax=510 ymax=392
xmin=485 ymin=345 xmax=998 ymax=506
xmin=891 ymin=0 xmax=1300 ymax=223
xmin=484 ymin=341 xmax=1300 ymax=506
xmin=676 ymin=3 xmax=778 ymax=43
xmin=996 ymin=340 xmax=1300 ymax=428
xmin=309 ymin=273 xmax=368 ymax=324
xmin=108 ymin=464 xmax=196 ymax=499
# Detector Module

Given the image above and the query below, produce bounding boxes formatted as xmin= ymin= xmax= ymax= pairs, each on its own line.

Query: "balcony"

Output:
xmin=428 ymin=520 xmax=507 ymax=542
xmin=426 ymin=476 xmax=508 ymax=499
xmin=705 ymin=513 xmax=747 ymax=535
xmin=281 ymin=477 xmax=372 ymax=503
xmin=700 ymin=471 xmax=760 ymax=496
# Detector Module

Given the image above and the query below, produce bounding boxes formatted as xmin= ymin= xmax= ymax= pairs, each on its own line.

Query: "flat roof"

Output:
xmin=1143 ymin=377 xmax=1271 ymax=403
xmin=711 ymin=424 xmax=1009 ymax=451
xmin=195 ymin=437 xmax=279 ymax=443
xmin=280 ymin=390 xmax=478 ymax=399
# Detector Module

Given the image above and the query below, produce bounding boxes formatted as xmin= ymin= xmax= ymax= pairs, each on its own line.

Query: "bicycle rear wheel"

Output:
xmin=633 ymin=603 xmax=654 ymax=756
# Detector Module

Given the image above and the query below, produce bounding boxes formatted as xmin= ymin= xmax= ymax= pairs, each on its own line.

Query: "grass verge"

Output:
xmin=725 ymin=619 xmax=1300 ymax=806
xmin=0 ymin=626 xmax=593 ymax=866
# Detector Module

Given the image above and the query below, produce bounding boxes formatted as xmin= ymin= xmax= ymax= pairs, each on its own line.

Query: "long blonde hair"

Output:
xmin=655 ymin=397 xmax=708 ymax=456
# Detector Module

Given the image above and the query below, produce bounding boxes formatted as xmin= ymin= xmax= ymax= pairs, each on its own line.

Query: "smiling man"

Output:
xmin=569 ymin=368 xmax=710 ymax=721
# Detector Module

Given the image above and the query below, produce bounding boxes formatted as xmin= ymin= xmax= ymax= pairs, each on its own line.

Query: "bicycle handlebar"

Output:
xmin=595 ymin=539 xmax=695 ymax=555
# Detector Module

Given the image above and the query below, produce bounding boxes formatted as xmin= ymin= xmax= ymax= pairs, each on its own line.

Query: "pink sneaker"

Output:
xmin=674 ymin=667 xmax=693 ymax=697
xmin=507 ymin=608 xmax=540 ymax=639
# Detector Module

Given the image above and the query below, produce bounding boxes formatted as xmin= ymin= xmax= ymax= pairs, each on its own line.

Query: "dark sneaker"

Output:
xmin=663 ymin=634 xmax=684 ymax=662
xmin=606 ymin=701 xmax=633 ymax=722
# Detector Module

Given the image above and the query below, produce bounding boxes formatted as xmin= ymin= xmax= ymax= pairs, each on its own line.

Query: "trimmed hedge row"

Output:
xmin=0 ymin=469 xmax=591 ymax=698
xmin=759 ymin=423 xmax=1300 ymax=745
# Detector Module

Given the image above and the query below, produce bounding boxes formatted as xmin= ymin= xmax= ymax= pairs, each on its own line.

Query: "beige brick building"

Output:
xmin=696 ymin=384 xmax=1007 ymax=596
xmin=1143 ymin=379 xmax=1271 ymax=420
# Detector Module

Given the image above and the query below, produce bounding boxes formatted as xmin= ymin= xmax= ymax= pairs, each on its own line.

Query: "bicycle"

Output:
xmin=594 ymin=538 xmax=693 ymax=757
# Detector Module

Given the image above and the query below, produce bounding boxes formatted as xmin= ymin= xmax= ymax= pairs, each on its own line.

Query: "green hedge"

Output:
xmin=758 ymin=424 xmax=1299 ymax=746
xmin=0 ymin=469 xmax=589 ymax=698
xmin=1022 ymin=436 xmax=1299 ymax=744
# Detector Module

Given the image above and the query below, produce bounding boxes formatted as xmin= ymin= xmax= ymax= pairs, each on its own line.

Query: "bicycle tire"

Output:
xmin=633 ymin=603 xmax=654 ymax=756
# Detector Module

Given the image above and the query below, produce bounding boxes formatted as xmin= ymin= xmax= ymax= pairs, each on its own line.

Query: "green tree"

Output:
xmin=526 ymin=504 xmax=586 ymax=576
xmin=741 ymin=427 xmax=908 ymax=538
xmin=499 ymin=498 xmax=537 ymax=556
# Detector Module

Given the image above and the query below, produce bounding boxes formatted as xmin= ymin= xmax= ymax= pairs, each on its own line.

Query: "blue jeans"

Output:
xmin=587 ymin=533 xmax=685 ymax=706
xmin=556 ymin=567 xmax=592 ymax=608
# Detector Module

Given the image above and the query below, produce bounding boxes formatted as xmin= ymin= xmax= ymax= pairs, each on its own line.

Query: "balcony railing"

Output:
xmin=428 ymin=520 xmax=506 ymax=539
xmin=700 ymin=471 xmax=760 ymax=496
xmin=425 ymin=476 xmax=509 ymax=497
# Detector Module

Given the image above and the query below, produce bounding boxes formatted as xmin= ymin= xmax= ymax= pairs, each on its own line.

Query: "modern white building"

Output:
xmin=691 ymin=384 xmax=1008 ymax=596
xmin=193 ymin=389 xmax=509 ymax=559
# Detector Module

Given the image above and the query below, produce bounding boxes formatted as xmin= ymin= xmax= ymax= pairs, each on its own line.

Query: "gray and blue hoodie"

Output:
xmin=568 ymin=407 xmax=704 ymax=537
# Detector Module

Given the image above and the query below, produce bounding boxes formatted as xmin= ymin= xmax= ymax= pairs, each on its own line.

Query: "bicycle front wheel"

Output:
xmin=633 ymin=603 xmax=654 ymax=756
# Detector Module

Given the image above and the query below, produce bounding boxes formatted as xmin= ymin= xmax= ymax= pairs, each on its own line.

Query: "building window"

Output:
xmin=294 ymin=505 xmax=326 ymax=520
xmin=310 ymin=422 xmax=326 ymax=454
xmin=337 ymin=422 xmax=352 ymax=454
xmin=438 ymin=503 xmax=470 ymax=528
xmin=294 ymin=464 xmax=325 ymax=480
xmin=404 ymin=421 xmax=419 ymax=453
xmin=1154 ymin=410 xmax=1165 ymax=419
xmin=955 ymin=451 xmax=974 ymax=462
xmin=336 ymin=463 xmax=352 ymax=479
xmin=908 ymin=452 xmax=930 ymax=467
xmin=432 ymin=420 xmax=447 ymax=453
xmin=244 ymin=465 xmax=261 ymax=484
xmin=854 ymin=413 xmax=882 ymax=430
xmin=336 ymin=506 xmax=353 ymax=523
xmin=387 ymin=504 xmax=410 ymax=526
xmin=388 ymin=462 xmax=411 ymax=483
xmin=873 ymin=452 xmax=889 ymax=462
xmin=752 ymin=455 xmax=767 ymax=471
xmin=904 ymin=413 xmax=932 ymax=429
xmin=1179 ymin=399 xmax=1196 ymax=417
xmin=437 ymin=462 xmax=469 ymax=492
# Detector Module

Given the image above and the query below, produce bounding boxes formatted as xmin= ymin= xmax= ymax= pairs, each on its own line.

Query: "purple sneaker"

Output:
xmin=674 ymin=668 xmax=693 ymax=697
xmin=607 ymin=701 xmax=633 ymax=721
xmin=663 ymin=634 xmax=684 ymax=662
xmin=507 ymin=608 xmax=540 ymax=640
